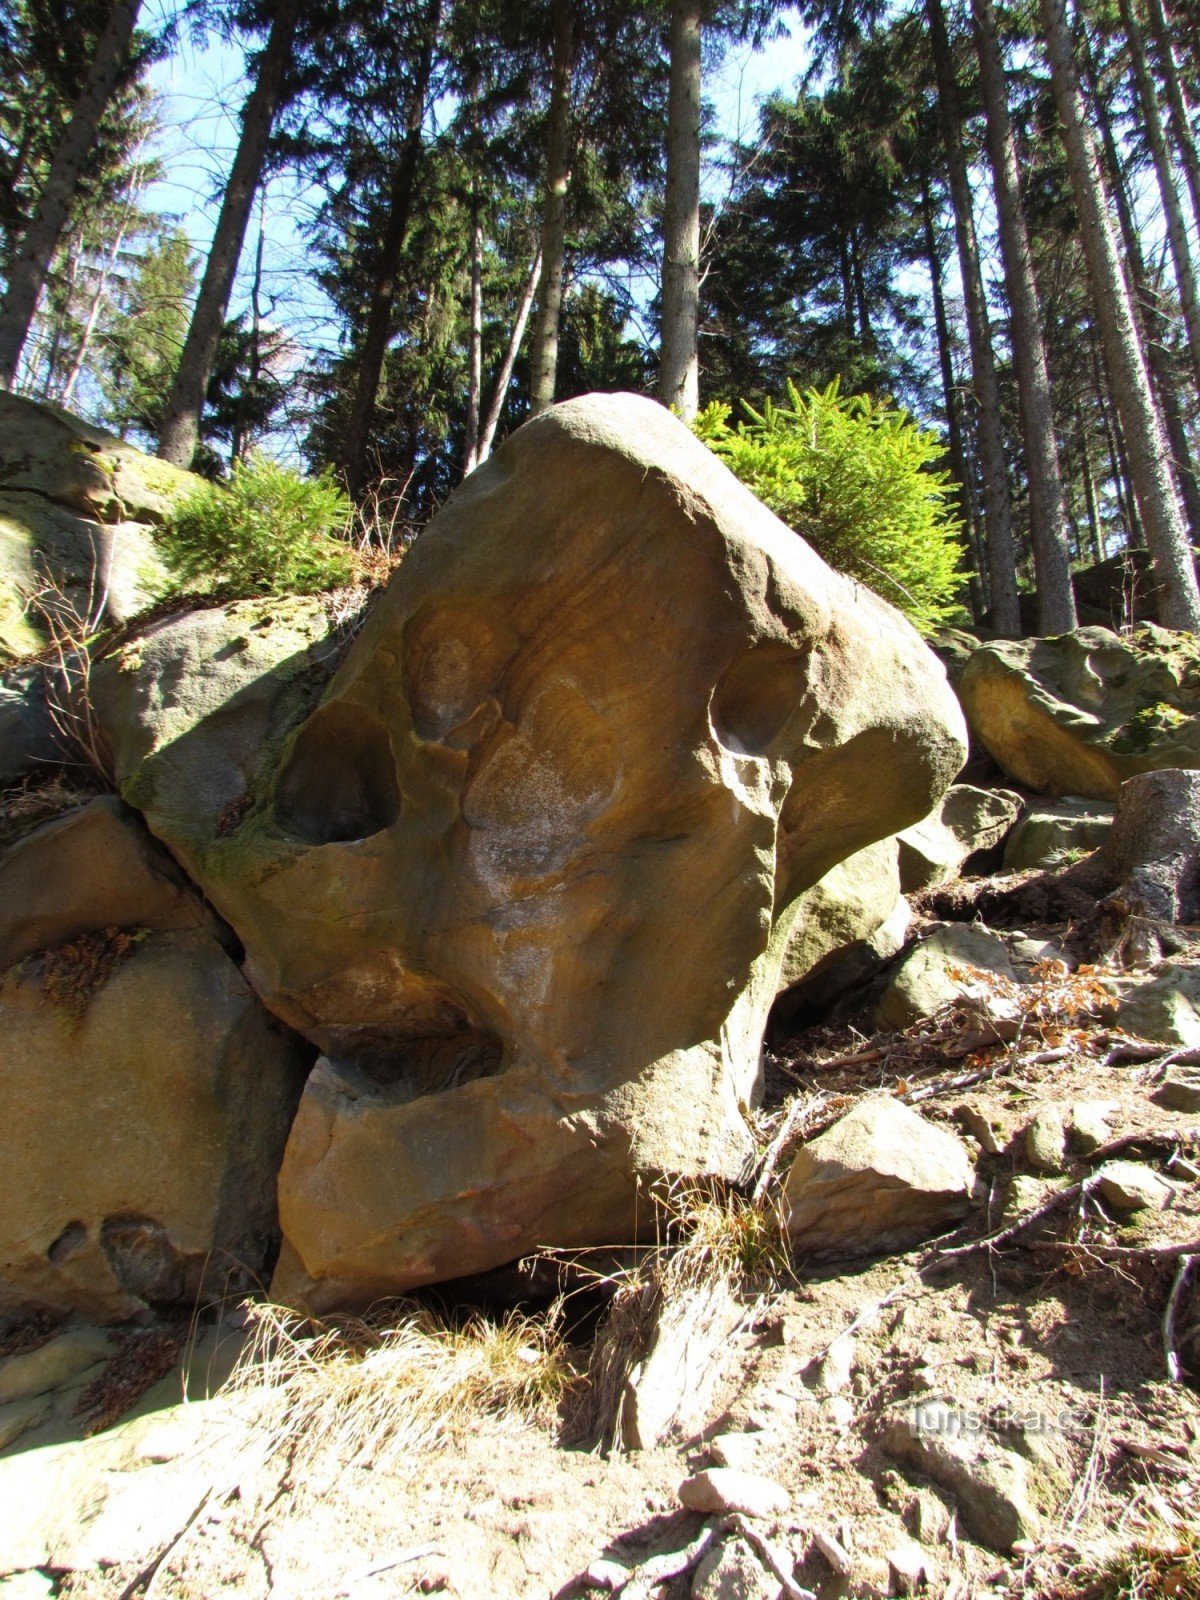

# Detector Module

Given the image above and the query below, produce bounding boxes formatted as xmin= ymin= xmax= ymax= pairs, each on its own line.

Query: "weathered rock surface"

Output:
xmin=1095 ymin=1161 xmax=1172 ymax=1211
xmin=958 ymin=626 xmax=1200 ymax=801
xmin=876 ymin=923 xmax=1017 ymax=1032
xmin=885 ymin=1403 xmax=1050 ymax=1552
xmin=0 ymin=394 xmax=195 ymax=662
xmin=691 ymin=1539 xmax=775 ymax=1599
xmin=775 ymin=836 xmax=903 ymax=1003
xmin=1002 ymin=796 xmax=1114 ymax=871
xmin=0 ymin=667 xmax=61 ymax=785
xmin=783 ymin=1098 xmax=974 ymax=1256
xmin=91 ymin=393 xmax=964 ymax=1310
xmin=896 ymin=784 xmax=1022 ymax=891
xmin=0 ymin=925 xmax=310 ymax=1320
xmin=1105 ymin=960 xmax=1200 ymax=1047
xmin=678 ymin=1468 xmax=789 ymax=1518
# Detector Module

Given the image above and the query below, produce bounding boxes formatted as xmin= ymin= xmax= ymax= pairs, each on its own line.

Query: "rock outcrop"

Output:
xmin=90 ymin=393 xmax=965 ymax=1310
xmin=959 ymin=626 xmax=1200 ymax=800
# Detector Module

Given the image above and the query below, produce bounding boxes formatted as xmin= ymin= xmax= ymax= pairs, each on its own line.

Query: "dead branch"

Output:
xmin=1162 ymin=1253 xmax=1198 ymax=1383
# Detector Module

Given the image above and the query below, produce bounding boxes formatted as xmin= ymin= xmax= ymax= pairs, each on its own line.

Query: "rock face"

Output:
xmin=1105 ymin=960 xmax=1200 ymax=1047
xmin=959 ymin=626 xmax=1200 ymax=800
xmin=0 ymin=801 xmax=311 ymax=1321
xmin=783 ymin=1098 xmax=974 ymax=1256
xmin=775 ymin=836 xmax=904 ymax=1002
xmin=1002 ymin=796 xmax=1114 ymax=871
xmin=896 ymin=784 xmax=1022 ymax=891
xmin=94 ymin=394 xmax=965 ymax=1310
xmin=0 ymin=394 xmax=196 ymax=664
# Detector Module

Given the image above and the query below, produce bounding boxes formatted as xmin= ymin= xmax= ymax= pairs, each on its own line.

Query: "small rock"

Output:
xmin=583 ymin=1556 xmax=631 ymax=1590
xmin=1095 ymin=1161 xmax=1172 ymax=1212
xmin=847 ymin=1554 xmax=893 ymax=1599
xmin=824 ymin=1396 xmax=856 ymax=1430
xmin=1024 ymin=1108 xmax=1068 ymax=1175
xmin=1108 ymin=962 xmax=1200 ymax=1048
xmin=1002 ymin=797 xmax=1114 ymax=872
xmin=953 ymin=1101 xmax=1006 ymax=1156
xmin=884 ymin=1402 xmax=1045 ymax=1552
xmin=692 ymin=1539 xmax=775 ymax=1600
xmin=709 ymin=1432 xmax=764 ymax=1472
xmin=783 ymin=1098 xmax=974 ymax=1257
xmin=1001 ymin=1174 xmax=1057 ymax=1223
xmin=887 ymin=1537 xmax=933 ymax=1594
xmin=678 ymin=1468 xmax=790 ymax=1519
xmin=0 ymin=1393 xmax=52 ymax=1451
xmin=0 ymin=1574 xmax=56 ymax=1599
xmin=908 ymin=1366 xmax=939 ymax=1394
xmin=1069 ymin=1101 xmax=1116 ymax=1155
xmin=812 ymin=1528 xmax=854 ymax=1577
xmin=0 ymin=1328 xmax=112 ymax=1405
xmin=876 ymin=924 xmax=1018 ymax=1032
xmin=905 ymin=1486 xmax=953 ymax=1544
xmin=810 ymin=1333 xmax=856 ymax=1394
xmin=1154 ymin=1074 xmax=1200 ymax=1114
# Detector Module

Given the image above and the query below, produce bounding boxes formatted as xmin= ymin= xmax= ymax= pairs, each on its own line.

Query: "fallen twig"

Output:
xmin=923 ymin=1179 xmax=1095 ymax=1266
xmin=752 ymin=1096 xmax=825 ymax=1203
xmin=1163 ymin=1253 xmax=1198 ymax=1383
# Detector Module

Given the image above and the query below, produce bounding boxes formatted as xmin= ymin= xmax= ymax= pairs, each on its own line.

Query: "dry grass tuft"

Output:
xmin=224 ymin=1298 xmax=575 ymax=1483
xmin=1030 ymin=1528 xmax=1200 ymax=1600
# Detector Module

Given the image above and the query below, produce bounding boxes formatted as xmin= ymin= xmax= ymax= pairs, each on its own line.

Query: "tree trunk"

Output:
xmin=1077 ymin=416 xmax=1105 ymax=565
xmin=1038 ymin=0 xmax=1200 ymax=628
xmin=1144 ymin=0 xmax=1200 ymax=231
xmin=1083 ymin=28 xmax=1200 ymax=535
xmin=972 ymin=0 xmax=1076 ymax=632
xmin=463 ymin=182 xmax=484 ymax=472
xmin=920 ymin=171 xmax=984 ymax=619
xmin=926 ymin=0 xmax=1021 ymax=635
xmin=1120 ymin=0 xmax=1200 ymax=398
xmin=657 ymin=0 xmax=702 ymax=420
xmin=231 ymin=196 xmax=267 ymax=465
xmin=529 ymin=0 xmax=574 ymax=418
xmin=476 ymin=246 xmax=542 ymax=467
xmin=156 ymin=0 xmax=300 ymax=467
xmin=0 ymin=0 xmax=140 ymax=387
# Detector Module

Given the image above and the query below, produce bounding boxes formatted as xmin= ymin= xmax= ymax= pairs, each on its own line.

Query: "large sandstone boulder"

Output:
xmin=775 ymin=837 xmax=903 ymax=998
xmin=1002 ymin=796 xmax=1114 ymax=871
xmin=0 ymin=799 xmax=311 ymax=1321
xmin=95 ymin=393 xmax=967 ymax=1311
xmin=0 ymin=394 xmax=196 ymax=664
xmin=959 ymin=626 xmax=1200 ymax=800
xmin=895 ymin=783 xmax=1022 ymax=891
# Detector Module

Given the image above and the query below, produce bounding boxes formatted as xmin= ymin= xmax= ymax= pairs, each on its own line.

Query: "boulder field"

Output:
xmin=4 ymin=389 xmax=1200 ymax=1322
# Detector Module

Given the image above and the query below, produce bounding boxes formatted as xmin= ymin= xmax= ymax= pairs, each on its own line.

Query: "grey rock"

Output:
xmin=1154 ymin=1074 xmax=1200 ymax=1114
xmin=1024 ymin=1108 xmax=1069 ymax=1175
xmin=1107 ymin=962 xmax=1200 ymax=1048
xmin=896 ymin=784 xmax=1022 ymax=891
xmin=0 ymin=1392 xmax=52 ymax=1451
xmin=784 ymin=1098 xmax=974 ymax=1257
xmin=678 ymin=1468 xmax=789 ymax=1518
xmin=1095 ymin=1161 xmax=1172 ymax=1211
xmin=876 ymin=923 xmax=1018 ymax=1032
xmin=0 ymin=669 xmax=62 ymax=786
xmin=1069 ymin=1101 xmax=1117 ymax=1154
xmin=1003 ymin=797 xmax=1114 ymax=872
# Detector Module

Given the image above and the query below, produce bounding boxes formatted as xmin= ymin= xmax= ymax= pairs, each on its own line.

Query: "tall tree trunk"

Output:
xmin=1077 ymin=414 xmax=1105 ymax=564
xmin=231 ymin=196 xmax=267 ymax=465
xmin=529 ymin=0 xmax=574 ymax=418
xmin=61 ymin=187 xmax=138 ymax=409
xmin=0 ymin=0 xmax=140 ymax=387
xmin=1083 ymin=29 xmax=1200 ymax=534
xmin=463 ymin=181 xmax=484 ymax=472
xmin=476 ymin=246 xmax=542 ymax=467
xmin=1091 ymin=332 xmax=1140 ymax=547
xmin=920 ymin=171 xmax=985 ymax=619
xmin=972 ymin=0 xmax=1076 ymax=632
xmin=1144 ymin=0 xmax=1200 ymax=230
xmin=1038 ymin=0 xmax=1200 ymax=628
xmin=156 ymin=0 xmax=300 ymax=467
xmin=926 ymin=0 xmax=1021 ymax=635
xmin=337 ymin=0 xmax=440 ymax=497
xmin=38 ymin=248 xmax=81 ymax=399
xmin=658 ymin=0 xmax=702 ymax=420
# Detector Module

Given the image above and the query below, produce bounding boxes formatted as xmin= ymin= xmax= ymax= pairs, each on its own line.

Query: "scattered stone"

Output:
xmin=783 ymin=1097 xmax=974 ymax=1257
xmin=1003 ymin=797 xmax=1114 ymax=871
xmin=620 ymin=1287 xmax=743 ymax=1449
xmin=1095 ymin=1162 xmax=1172 ymax=1212
xmin=678 ymin=1468 xmax=790 ymax=1519
xmin=823 ymin=1396 xmax=856 ymax=1430
xmin=809 ymin=1333 xmax=856 ymax=1394
xmin=896 ymin=784 xmax=1022 ymax=891
xmin=1023 ymin=1108 xmax=1069 ymax=1175
xmin=953 ymin=1101 xmax=1009 ymax=1156
xmin=887 ymin=1537 xmax=933 ymax=1595
xmin=1108 ymin=962 xmax=1200 ymax=1048
xmin=885 ymin=1402 xmax=1049 ymax=1552
xmin=583 ymin=1557 xmax=631 ymax=1591
xmin=958 ymin=625 xmax=1200 ymax=801
xmin=1069 ymin=1101 xmax=1117 ymax=1154
xmin=1154 ymin=1074 xmax=1200 ymax=1114
xmin=691 ymin=1539 xmax=775 ymax=1600
xmin=709 ymin=1432 xmax=764 ymax=1472
xmin=876 ymin=923 xmax=1018 ymax=1032
xmin=0 ymin=1393 xmax=52 ymax=1450
xmin=812 ymin=1529 xmax=853 ymax=1578
xmin=1001 ymin=1175 xmax=1058 ymax=1223
xmin=905 ymin=1486 xmax=953 ymax=1544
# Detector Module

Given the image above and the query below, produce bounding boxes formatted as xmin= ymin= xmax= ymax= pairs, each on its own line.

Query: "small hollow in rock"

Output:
xmin=275 ymin=702 xmax=401 ymax=844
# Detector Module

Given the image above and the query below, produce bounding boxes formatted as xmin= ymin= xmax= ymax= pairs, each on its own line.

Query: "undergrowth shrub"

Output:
xmin=694 ymin=379 xmax=967 ymax=633
xmin=160 ymin=454 xmax=354 ymax=597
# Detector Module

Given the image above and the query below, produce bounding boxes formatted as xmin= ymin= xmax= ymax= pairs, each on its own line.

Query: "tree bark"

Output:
xmin=156 ymin=0 xmax=300 ymax=467
xmin=529 ymin=0 xmax=574 ymax=418
xmin=926 ymin=0 xmax=1021 ymax=635
xmin=1083 ymin=27 xmax=1200 ymax=536
xmin=0 ymin=0 xmax=140 ymax=388
xmin=1120 ymin=0 xmax=1200 ymax=398
xmin=972 ymin=0 xmax=1076 ymax=632
xmin=658 ymin=0 xmax=702 ymax=420
xmin=1144 ymin=0 xmax=1200 ymax=232
xmin=476 ymin=246 xmax=542 ymax=467
xmin=920 ymin=171 xmax=985 ymax=619
xmin=1038 ymin=0 xmax=1200 ymax=629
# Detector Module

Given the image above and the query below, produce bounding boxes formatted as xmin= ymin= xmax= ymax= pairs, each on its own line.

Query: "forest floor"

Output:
xmin=3 ymin=929 xmax=1199 ymax=1600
